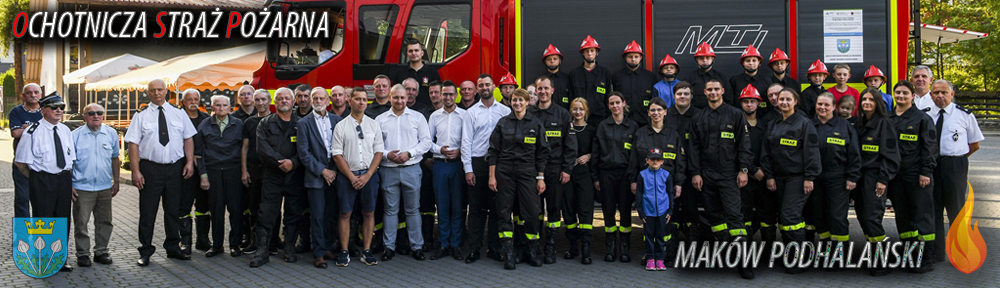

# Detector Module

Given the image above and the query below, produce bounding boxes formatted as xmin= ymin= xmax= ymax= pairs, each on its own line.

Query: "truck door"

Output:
xmin=353 ymin=2 xmax=402 ymax=96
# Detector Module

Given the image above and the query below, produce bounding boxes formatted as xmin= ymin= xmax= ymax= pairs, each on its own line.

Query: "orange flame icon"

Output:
xmin=946 ymin=183 xmax=987 ymax=274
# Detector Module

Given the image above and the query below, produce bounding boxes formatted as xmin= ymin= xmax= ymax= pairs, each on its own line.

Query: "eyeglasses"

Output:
xmin=45 ymin=104 xmax=65 ymax=111
xmin=240 ymin=92 xmax=254 ymax=96
xmin=355 ymin=125 xmax=364 ymax=139
xmin=86 ymin=111 xmax=105 ymax=116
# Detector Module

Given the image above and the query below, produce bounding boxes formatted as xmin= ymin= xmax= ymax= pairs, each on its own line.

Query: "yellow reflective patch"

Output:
xmin=685 ymin=133 xmax=690 ymax=139
xmin=663 ymin=152 xmax=676 ymax=160
xmin=524 ymin=137 xmax=536 ymax=144
xmin=900 ymin=134 xmax=918 ymax=141
xmin=862 ymin=144 xmax=879 ymax=152
xmin=721 ymin=132 xmax=734 ymax=139
xmin=780 ymin=138 xmax=797 ymax=146
xmin=643 ymin=100 xmax=650 ymax=106
xmin=624 ymin=142 xmax=632 ymax=149
xmin=759 ymin=102 xmax=767 ymax=108
xmin=290 ymin=136 xmax=297 ymax=143
xmin=596 ymin=87 xmax=606 ymax=94
xmin=546 ymin=130 xmax=561 ymax=137
xmin=827 ymin=137 xmax=845 ymax=145
xmin=562 ymin=97 xmax=569 ymax=103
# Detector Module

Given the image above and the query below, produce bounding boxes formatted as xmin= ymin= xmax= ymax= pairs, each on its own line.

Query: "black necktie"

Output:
xmin=53 ymin=128 xmax=65 ymax=169
xmin=936 ymin=109 xmax=945 ymax=148
xmin=158 ymin=106 xmax=169 ymax=146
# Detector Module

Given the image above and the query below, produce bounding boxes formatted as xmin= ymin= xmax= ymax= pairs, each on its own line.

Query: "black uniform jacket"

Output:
xmin=612 ymin=67 xmax=659 ymax=126
xmin=760 ymin=112 xmax=821 ymax=181
xmin=747 ymin=117 xmax=768 ymax=176
xmin=855 ymin=113 xmax=901 ymax=184
xmin=627 ymin=124 xmax=686 ymax=187
xmin=195 ymin=116 xmax=245 ymax=174
xmin=771 ymin=74 xmax=800 ymax=92
xmin=688 ymin=103 xmax=753 ymax=176
xmin=528 ymin=104 xmax=577 ymax=174
xmin=813 ymin=115 xmax=863 ymax=182
xmin=798 ymin=82 xmax=825 ymax=119
xmin=544 ymin=69 xmax=572 ymax=109
xmin=257 ymin=113 xmax=302 ymax=176
xmin=487 ymin=111 xmax=550 ymax=173
xmin=684 ymin=68 xmax=732 ymax=108
xmin=730 ymin=73 xmax=774 ymax=116
xmin=568 ymin=63 xmax=613 ymax=121
xmin=591 ymin=116 xmax=638 ymax=179
xmin=889 ymin=105 xmax=938 ymax=177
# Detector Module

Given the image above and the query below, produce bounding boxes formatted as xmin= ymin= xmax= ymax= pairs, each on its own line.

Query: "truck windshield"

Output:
xmin=400 ymin=4 xmax=471 ymax=63
xmin=268 ymin=2 xmax=346 ymax=67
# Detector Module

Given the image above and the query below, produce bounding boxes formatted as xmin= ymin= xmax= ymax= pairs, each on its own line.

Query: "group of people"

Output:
xmin=9 ymin=37 xmax=983 ymax=279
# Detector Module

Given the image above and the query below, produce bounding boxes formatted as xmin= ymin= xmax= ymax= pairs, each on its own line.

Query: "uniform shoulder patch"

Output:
xmin=955 ymin=105 xmax=972 ymax=114
xmin=921 ymin=107 xmax=931 ymax=112
xmin=26 ymin=122 xmax=39 ymax=134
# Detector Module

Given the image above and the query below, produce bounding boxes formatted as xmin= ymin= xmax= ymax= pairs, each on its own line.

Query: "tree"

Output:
xmin=0 ymin=0 xmax=30 ymax=93
xmin=914 ymin=0 xmax=1000 ymax=91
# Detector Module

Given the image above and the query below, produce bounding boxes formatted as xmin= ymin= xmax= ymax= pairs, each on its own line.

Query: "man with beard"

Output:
xmin=297 ymin=87 xmax=344 ymax=268
xmin=568 ymin=35 xmax=613 ymax=124
xmin=684 ymin=42 xmax=732 ymax=107
xmin=612 ymin=40 xmax=659 ymax=126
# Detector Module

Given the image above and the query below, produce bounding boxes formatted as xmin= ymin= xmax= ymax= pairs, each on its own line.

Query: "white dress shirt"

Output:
xmin=928 ymin=103 xmax=985 ymax=156
xmin=375 ymin=108 xmax=432 ymax=167
xmin=461 ymin=101 xmax=511 ymax=172
xmin=123 ymin=102 xmax=197 ymax=164
xmin=914 ymin=92 xmax=935 ymax=110
xmin=314 ymin=110 xmax=334 ymax=153
xmin=15 ymin=120 xmax=75 ymax=174
xmin=429 ymin=107 xmax=466 ymax=160
xmin=332 ymin=114 xmax=384 ymax=171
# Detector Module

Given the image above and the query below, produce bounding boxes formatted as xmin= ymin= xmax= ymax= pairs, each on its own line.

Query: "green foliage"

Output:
xmin=913 ymin=0 xmax=1000 ymax=91
xmin=0 ymin=0 xmax=30 ymax=55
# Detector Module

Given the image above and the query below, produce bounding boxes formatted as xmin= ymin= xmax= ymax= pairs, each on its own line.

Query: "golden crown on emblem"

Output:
xmin=25 ymin=219 xmax=54 ymax=235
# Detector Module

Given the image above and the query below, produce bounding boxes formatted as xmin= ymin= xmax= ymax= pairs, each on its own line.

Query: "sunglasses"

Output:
xmin=86 ymin=111 xmax=105 ymax=116
xmin=355 ymin=125 xmax=364 ymax=139
xmin=45 ymin=104 xmax=65 ymax=110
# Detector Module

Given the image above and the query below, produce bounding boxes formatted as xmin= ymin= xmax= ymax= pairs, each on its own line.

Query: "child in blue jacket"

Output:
xmin=635 ymin=148 xmax=672 ymax=271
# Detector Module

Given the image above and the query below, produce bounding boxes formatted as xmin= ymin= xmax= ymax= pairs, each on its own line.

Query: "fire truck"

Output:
xmin=252 ymin=0 xmax=914 ymax=95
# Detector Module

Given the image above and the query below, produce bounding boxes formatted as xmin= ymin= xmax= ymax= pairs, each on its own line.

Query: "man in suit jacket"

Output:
xmin=297 ymin=87 xmax=344 ymax=268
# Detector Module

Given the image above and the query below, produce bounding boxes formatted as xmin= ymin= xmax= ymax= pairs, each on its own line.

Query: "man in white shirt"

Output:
xmin=332 ymin=88 xmax=385 ymax=267
xmin=427 ymin=80 xmax=466 ymax=260
xmin=375 ymin=84 xmax=432 ymax=261
xmin=911 ymin=65 xmax=935 ymax=110
xmin=461 ymin=74 xmax=511 ymax=262
xmin=123 ymin=79 xmax=198 ymax=266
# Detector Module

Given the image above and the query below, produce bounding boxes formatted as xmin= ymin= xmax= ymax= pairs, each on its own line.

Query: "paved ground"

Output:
xmin=1 ymin=132 xmax=998 ymax=287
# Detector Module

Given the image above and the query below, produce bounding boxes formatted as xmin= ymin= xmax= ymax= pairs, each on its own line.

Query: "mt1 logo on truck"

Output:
xmin=675 ymin=24 xmax=768 ymax=55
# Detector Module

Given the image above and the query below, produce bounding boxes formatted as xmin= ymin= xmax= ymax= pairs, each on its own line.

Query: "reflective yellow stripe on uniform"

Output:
xmin=818 ymin=231 xmax=831 ymax=240
xmin=620 ymin=226 xmax=632 ymax=233
xmin=780 ymin=138 xmax=797 ymax=146
xmin=672 ymin=222 xmax=681 ymax=228
xmin=663 ymin=152 xmax=676 ymax=159
xmin=546 ymin=221 xmax=562 ymax=229
xmin=710 ymin=223 xmax=728 ymax=232
xmin=663 ymin=235 xmax=672 ymax=241
xmin=721 ymin=132 xmax=734 ymax=139
xmin=420 ymin=212 xmax=436 ymax=216
xmin=398 ymin=222 xmax=407 ymax=229
xmin=499 ymin=231 xmax=514 ymax=238
xmin=900 ymin=134 xmax=918 ymax=141
xmin=729 ymin=229 xmax=747 ymax=236
xmin=525 ymin=233 xmax=540 ymax=240
xmin=862 ymin=144 xmax=879 ymax=152
xmin=919 ymin=234 xmax=935 ymax=241
xmin=744 ymin=221 xmax=752 ymax=227
xmin=805 ymin=224 xmax=816 ymax=231
xmin=759 ymin=222 xmax=774 ymax=228
xmin=899 ymin=230 xmax=919 ymax=239
xmin=243 ymin=209 xmax=251 ymax=215
xmin=830 ymin=234 xmax=850 ymax=241
xmin=546 ymin=130 xmax=561 ymax=137
xmin=193 ymin=211 xmax=210 ymax=216
xmin=579 ymin=224 xmax=593 ymax=230
xmin=605 ymin=226 xmax=618 ymax=233
xmin=778 ymin=222 xmax=805 ymax=231
xmin=374 ymin=223 xmax=384 ymax=231
xmin=867 ymin=235 xmax=887 ymax=242
xmin=827 ymin=137 xmax=845 ymax=145
xmin=538 ymin=215 xmax=545 ymax=220
xmin=566 ymin=223 xmax=578 ymax=229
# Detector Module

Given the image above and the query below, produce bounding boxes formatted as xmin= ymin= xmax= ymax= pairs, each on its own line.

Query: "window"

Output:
xmin=359 ymin=5 xmax=400 ymax=64
xmin=266 ymin=2 xmax=346 ymax=67
xmin=401 ymin=4 xmax=471 ymax=63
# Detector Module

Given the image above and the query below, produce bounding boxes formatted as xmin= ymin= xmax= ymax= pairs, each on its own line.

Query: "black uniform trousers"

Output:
xmin=180 ymin=158 xmax=210 ymax=219
xmin=563 ymin=165 xmax=595 ymax=242
xmin=496 ymin=164 xmax=542 ymax=239
xmin=598 ymin=171 xmax=633 ymax=233
xmin=673 ymin=181 xmax=700 ymax=237
xmin=744 ymin=178 xmax=776 ymax=240
xmin=419 ymin=161 xmax=437 ymax=248
xmin=467 ymin=157 xmax=499 ymax=252
xmin=255 ymin=172 xmax=304 ymax=251
xmin=889 ymin=164 xmax=935 ymax=243
xmin=542 ymin=167 xmax=564 ymax=230
xmin=933 ymin=156 xmax=968 ymax=261
xmin=775 ymin=176 xmax=809 ymax=242
xmin=852 ymin=168 xmax=887 ymax=241
xmin=27 ymin=170 xmax=72 ymax=242
xmin=700 ymin=171 xmax=745 ymax=239
xmin=243 ymin=161 xmax=264 ymax=244
xmin=809 ymin=171 xmax=850 ymax=241
xmin=137 ymin=160 xmax=184 ymax=256
xmin=208 ymin=167 xmax=244 ymax=249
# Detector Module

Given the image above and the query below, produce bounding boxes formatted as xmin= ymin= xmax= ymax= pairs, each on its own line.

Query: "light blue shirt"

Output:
xmin=72 ymin=124 xmax=120 ymax=191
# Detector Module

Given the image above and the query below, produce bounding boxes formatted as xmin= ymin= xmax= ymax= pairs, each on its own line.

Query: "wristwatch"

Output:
xmin=740 ymin=168 xmax=749 ymax=174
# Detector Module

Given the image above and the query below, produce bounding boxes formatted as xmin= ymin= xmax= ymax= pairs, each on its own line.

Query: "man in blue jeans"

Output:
xmin=9 ymin=83 xmax=43 ymax=217
xmin=427 ymin=81 xmax=466 ymax=260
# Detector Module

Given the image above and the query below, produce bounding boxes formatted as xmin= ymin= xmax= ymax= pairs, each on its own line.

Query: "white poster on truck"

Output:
xmin=823 ymin=9 xmax=863 ymax=63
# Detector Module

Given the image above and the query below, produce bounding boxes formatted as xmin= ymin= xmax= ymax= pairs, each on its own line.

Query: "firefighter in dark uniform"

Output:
xmin=626 ymin=97 xmax=685 ymax=264
xmin=768 ymin=48 xmax=800 ymax=90
xmin=488 ymin=89 xmax=551 ymax=270
xmin=760 ymin=87 xmax=821 ymax=275
xmin=853 ymin=87 xmax=901 ymax=276
xmin=687 ymin=78 xmax=753 ymax=279
xmin=612 ymin=40 xmax=659 ymax=126
xmin=527 ymin=76 xmax=577 ymax=264
xmin=729 ymin=45 xmax=773 ymax=118
xmin=178 ymin=90 xmax=212 ymax=254
xmin=592 ymin=92 xmax=639 ymax=263
xmin=249 ymin=88 xmax=306 ymax=267
xmin=684 ymin=42 xmax=732 ymax=108
xmin=563 ymin=97 xmax=596 ymax=264
xmin=540 ymin=44 xmax=573 ymax=109
xmin=735 ymin=85 xmax=773 ymax=247
xmin=240 ymin=89 xmax=274 ymax=254
xmin=665 ymin=82 xmax=703 ymax=242
xmin=569 ymin=35 xmax=613 ymax=125
xmin=809 ymin=92 xmax=861 ymax=248
xmin=798 ymin=60 xmax=829 ymax=119
xmin=888 ymin=80 xmax=938 ymax=273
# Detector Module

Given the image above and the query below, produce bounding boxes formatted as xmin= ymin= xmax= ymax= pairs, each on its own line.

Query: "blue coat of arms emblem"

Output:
xmin=13 ymin=218 xmax=68 ymax=278
xmin=837 ymin=39 xmax=851 ymax=53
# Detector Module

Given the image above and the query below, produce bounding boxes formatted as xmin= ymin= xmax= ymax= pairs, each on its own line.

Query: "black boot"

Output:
xmin=502 ymin=239 xmax=516 ymax=270
xmin=544 ymin=228 xmax=558 ymax=264
xmin=580 ymin=241 xmax=592 ymax=265
xmin=370 ymin=228 xmax=385 ymax=254
xmin=664 ymin=238 xmax=678 ymax=267
xmin=249 ymin=233 xmax=270 ymax=268
xmin=527 ymin=240 xmax=543 ymax=267
xmin=604 ymin=232 xmax=617 ymax=262
xmin=179 ymin=217 xmax=193 ymax=255
xmin=296 ymin=215 xmax=311 ymax=254
xmin=195 ymin=214 xmax=212 ymax=251
xmin=397 ymin=227 xmax=411 ymax=256
xmin=422 ymin=215 xmax=436 ymax=251
xmin=239 ymin=213 xmax=252 ymax=249
xmin=513 ymin=241 xmax=525 ymax=264
xmin=909 ymin=240 xmax=935 ymax=273
xmin=564 ymin=229 xmax=579 ymax=260
xmin=619 ymin=233 xmax=631 ymax=262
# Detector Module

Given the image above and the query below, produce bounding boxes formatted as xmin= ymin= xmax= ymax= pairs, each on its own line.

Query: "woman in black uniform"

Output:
xmin=591 ymin=92 xmax=639 ymax=263
xmin=627 ymin=97 xmax=685 ymax=262
xmin=853 ymin=87 xmax=901 ymax=276
xmin=760 ymin=88 xmax=822 ymax=274
xmin=562 ymin=97 xmax=597 ymax=264
xmin=887 ymin=80 xmax=938 ymax=273
xmin=809 ymin=92 xmax=861 ymax=246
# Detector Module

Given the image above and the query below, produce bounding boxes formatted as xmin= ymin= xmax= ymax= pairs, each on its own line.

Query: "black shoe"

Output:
xmin=452 ymin=247 xmax=465 ymax=261
xmin=619 ymin=233 xmax=631 ymax=263
xmin=136 ymin=255 xmax=151 ymax=266
xmin=464 ymin=251 xmax=480 ymax=264
xmin=381 ymin=249 xmax=396 ymax=261
xmin=564 ymin=240 xmax=579 ymax=260
xmin=94 ymin=254 xmax=113 ymax=265
xmin=431 ymin=247 xmax=451 ymax=260
xmin=242 ymin=245 xmax=258 ymax=254
xmin=249 ymin=255 xmax=269 ymax=268
xmin=284 ymin=253 xmax=298 ymax=263
xmin=230 ymin=249 xmax=243 ymax=257
xmin=167 ymin=251 xmax=192 ymax=260
xmin=738 ymin=266 xmax=755 ymax=279
xmin=60 ymin=264 xmax=74 ymax=272
xmin=581 ymin=242 xmax=592 ymax=265
xmin=206 ymin=247 xmax=225 ymax=257
xmin=77 ymin=256 xmax=92 ymax=267
xmin=527 ymin=240 xmax=543 ymax=267
xmin=412 ymin=249 xmax=426 ymax=261
xmin=336 ymin=250 xmax=351 ymax=267
xmin=502 ymin=240 xmax=516 ymax=270
xmin=604 ymin=233 xmax=617 ymax=262
xmin=269 ymin=247 xmax=279 ymax=255
xmin=362 ymin=249 xmax=378 ymax=266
